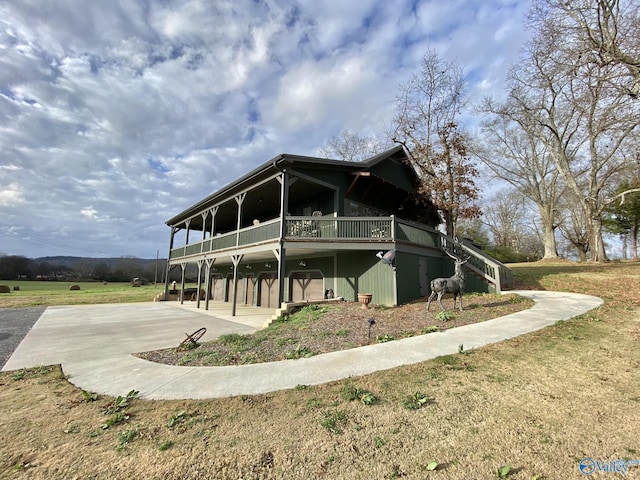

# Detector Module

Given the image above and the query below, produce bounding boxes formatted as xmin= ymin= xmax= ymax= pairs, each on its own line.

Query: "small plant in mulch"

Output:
xmin=284 ymin=344 xmax=314 ymax=359
xmin=423 ymin=325 xmax=440 ymax=333
xmin=376 ymin=334 xmax=395 ymax=343
xmin=436 ymin=310 xmax=454 ymax=322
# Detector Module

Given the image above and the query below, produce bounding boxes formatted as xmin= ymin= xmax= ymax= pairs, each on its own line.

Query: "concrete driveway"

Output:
xmin=2 ymin=292 xmax=603 ymax=400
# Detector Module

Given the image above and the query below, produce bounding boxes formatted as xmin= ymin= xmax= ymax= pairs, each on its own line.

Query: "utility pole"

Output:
xmin=154 ymin=249 xmax=159 ymax=287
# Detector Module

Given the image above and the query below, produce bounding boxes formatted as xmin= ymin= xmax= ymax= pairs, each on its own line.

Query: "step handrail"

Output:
xmin=437 ymin=233 xmax=513 ymax=292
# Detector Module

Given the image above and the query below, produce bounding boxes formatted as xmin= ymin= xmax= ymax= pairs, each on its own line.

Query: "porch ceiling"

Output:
xmin=347 ymin=173 xmax=410 ymax=209
xmin=184 ymin=178 xmax=332 ymax=233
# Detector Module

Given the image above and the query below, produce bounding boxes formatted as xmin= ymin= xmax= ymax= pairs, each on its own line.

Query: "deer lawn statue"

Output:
xmin=427 ymin=250 xmax=469 ymax=312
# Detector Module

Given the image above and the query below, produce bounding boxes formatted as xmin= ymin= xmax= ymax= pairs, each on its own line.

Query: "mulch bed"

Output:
xmin=136 ymin=292 xmax=533 ymax=367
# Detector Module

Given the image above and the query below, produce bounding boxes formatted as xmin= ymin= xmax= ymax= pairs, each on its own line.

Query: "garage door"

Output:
xmin=259 ymin=273 xmax=278 ymax=308
xmin=291 ymin=271 xmax=324 ymax=302
xmin=246 ymin=275 xmax=256 ymax=305
xmin=211 ymin=275 xmax=224 ymax=301
xmin=226 ymin=275 xmax=244 ymax=303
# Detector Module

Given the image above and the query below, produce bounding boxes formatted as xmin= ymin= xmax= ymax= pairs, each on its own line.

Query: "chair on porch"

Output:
xmin=309 ymin=210 xmax=322 ymax=237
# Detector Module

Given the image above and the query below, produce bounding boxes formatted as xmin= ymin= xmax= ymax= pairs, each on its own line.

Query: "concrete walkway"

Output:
xmin=2 ymin=291 xmax=603 ymax=400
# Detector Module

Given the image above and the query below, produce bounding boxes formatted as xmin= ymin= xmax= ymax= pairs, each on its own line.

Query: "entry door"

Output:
xmin=418 ymin=257 xmax=428 ymax=296
xmin=259 ymin=273 xmax=278 ymax=308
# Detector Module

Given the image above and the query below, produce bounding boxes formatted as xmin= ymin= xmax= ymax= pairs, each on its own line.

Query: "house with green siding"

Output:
xmin=164 ymin=146 xmax=512 ymax=315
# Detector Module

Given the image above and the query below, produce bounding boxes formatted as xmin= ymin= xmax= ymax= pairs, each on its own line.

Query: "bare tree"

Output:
xmin=506 ymin=1 xmax=640 ymax=261
xmin=391 ymin=50 xmax=480 ymax=236
xmin=456 ymin=217 xmax=491 ymax=248
xmin=482 ymin=189 xmax=543 ymax=257
xmin=476 ymin=100 xmax=562 ymax=259
xmin=319 ymin=130 xmax=387 ymax=162
xmin=531 ymin=0 xmax=640 ymax=98
xmin=557 ymin=191 xmax=591 ymax=261
xmin=483 ymin=190 xmax=526 ymax=251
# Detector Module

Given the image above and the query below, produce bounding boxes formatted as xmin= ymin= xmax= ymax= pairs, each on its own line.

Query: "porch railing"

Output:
xmin=168 ymin=216 xmax=512 ymax=292
xmin=284 ymin=216 xmax=394 ymax=240
xmin=169 ymin=218 xmax=281 ymax=259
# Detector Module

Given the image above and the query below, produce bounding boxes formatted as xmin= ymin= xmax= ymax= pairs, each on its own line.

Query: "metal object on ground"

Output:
xmin=178 ymin=327 xmax=207 ymax=350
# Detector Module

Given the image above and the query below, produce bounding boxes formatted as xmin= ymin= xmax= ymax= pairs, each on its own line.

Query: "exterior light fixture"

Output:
xmin=376 ymin=250 xmax=396 ymax=271
xmin=299 ymin=260 xmax=306 ymax=267
xmin=367 ymin=317 xmax=376 ymax=338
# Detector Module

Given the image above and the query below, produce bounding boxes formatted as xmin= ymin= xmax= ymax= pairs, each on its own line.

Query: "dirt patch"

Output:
xmin=136 ymin=293 xmax=532 ymax=366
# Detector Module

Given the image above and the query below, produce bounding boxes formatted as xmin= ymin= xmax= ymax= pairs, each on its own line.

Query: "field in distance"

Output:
xmin=0 ymin=281 xmax=172 ymax=308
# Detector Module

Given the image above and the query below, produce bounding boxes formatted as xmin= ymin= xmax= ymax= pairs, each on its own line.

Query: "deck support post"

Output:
xmin=205 ymin=258 xmax=214 ymax=310
xmin=179 ymin=263 xmax=187 ymax=304
xmin=230 ymin=254 xmax=244 ymax=317
xmin=163 ymin=226 xmax=176 ymax=301
xmin=196 ymin=260 xmax=204 ymax=308
xmin=276 ymin=171 xmax=290 ymax=307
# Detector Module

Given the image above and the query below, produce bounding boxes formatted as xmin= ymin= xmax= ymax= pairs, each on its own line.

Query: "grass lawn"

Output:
xmin=0 ymin=281 xmax=173 ymax=308
xmin=1 ymin=261 xmax=639 ymax=479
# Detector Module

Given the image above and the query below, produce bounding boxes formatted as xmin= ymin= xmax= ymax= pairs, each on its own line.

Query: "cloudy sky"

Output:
xmin=1 ymin=0 xmax=531 ymax=259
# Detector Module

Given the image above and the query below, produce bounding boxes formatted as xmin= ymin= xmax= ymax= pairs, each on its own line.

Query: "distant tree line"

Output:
xmin=0 ymin=255 xmax=182 ymax=282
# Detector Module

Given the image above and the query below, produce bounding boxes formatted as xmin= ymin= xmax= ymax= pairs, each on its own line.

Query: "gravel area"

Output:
xmin=0 ymin=307 xmax=46 ymax=369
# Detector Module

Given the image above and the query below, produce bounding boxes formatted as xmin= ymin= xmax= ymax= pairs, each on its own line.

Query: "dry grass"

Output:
xmin=1 ymin=261 xmax=639 ymax=479
xmin=0 ymin=281 xmax=165 ymax=308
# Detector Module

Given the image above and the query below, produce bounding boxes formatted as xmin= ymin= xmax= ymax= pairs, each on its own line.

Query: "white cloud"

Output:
xmin=81 ymin=206 xmax=99 ymax=219
xmin=0 ymin=183 xmax=25 ymax=206
xmin=0 ymin=0 xmax=532 ymax=258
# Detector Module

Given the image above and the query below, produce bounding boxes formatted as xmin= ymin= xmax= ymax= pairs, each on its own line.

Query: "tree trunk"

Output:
xmin=633 ymin=225 xmax=639 ymax=260
xmin=443 ymin=210 xmax=455 ymax=238
xmin=589 ymin=216 xmax=609 ymax=262
xmin=539 ymin=204 xmax=559 ymax=259
xmin=577 ymin=247 xmax=588 ymax=262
